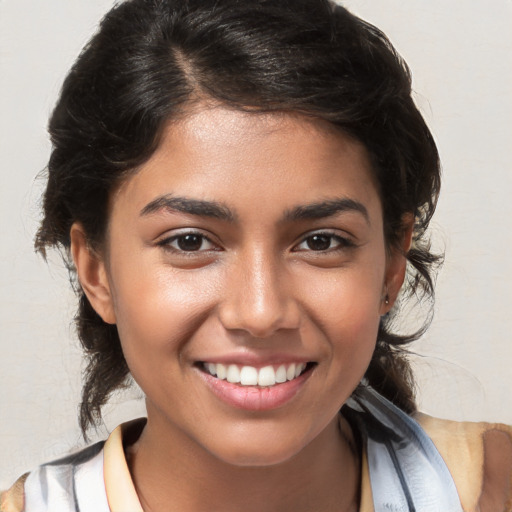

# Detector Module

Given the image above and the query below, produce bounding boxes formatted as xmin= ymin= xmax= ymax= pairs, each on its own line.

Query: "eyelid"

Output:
xmin=156 ymin=229 xmax=221 ymax=252
xmin=292 ymin=230 xmax=356 ymax=252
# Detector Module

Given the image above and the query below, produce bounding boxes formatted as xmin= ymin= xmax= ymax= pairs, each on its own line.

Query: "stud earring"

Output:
xmin=382 ymin=286 xmax=390 ymax=305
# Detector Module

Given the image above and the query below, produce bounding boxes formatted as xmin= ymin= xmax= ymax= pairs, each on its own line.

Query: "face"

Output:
xmin=74 ymin=105 xmax=406 ymax=467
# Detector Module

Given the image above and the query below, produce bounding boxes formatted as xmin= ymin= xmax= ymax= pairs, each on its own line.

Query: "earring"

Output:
xmin=383 ymin=286 xmax=390 ymax=305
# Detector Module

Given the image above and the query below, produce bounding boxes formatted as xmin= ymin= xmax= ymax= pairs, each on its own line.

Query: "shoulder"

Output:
xmin=1 ymin=441 xmax=106 ymax=512
xmin=415 ymin=412 xmax=512 ymax=512
xmin=1 ymin=474 xmax=27 ymax=512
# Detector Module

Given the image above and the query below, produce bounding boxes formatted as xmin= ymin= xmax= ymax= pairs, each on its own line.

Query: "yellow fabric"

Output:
xmin=358 ymin=442 xmax=374 ymax=512
xmin=416 ymin=413 xmax=512 ymax=512
xmin=103 ymin=421 xmax=144 ymax=512
xmin=2 ymin=415 xmax=511 ymax=512
xmin=417 ymin=413 xmax=484 ymax=511
xmin=0 ymin=474 xmax=27 ymax=512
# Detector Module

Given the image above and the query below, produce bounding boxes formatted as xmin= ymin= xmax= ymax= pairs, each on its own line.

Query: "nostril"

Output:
xmin=217 ymin=259 xmax=301 ymax=336
xmin=218 ymin=296 xmax=301 ymax=338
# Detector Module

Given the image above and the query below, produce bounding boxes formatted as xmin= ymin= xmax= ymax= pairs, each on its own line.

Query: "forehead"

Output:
xmin=111 ymin=105 xmax=381 ymax=222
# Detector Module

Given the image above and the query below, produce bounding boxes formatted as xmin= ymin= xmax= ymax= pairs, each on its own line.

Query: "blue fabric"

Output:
xmin=22 ymin=387 xmax=464 ymax=511
xmin=23 ymin=442 xmax=109 ymax=512
xmin=346 ymin=386 xmax=463 ymax=512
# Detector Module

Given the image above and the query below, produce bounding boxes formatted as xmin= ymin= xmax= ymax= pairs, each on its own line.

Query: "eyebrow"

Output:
xmin=140 ymin=195 xmax=236 ymax=221
xmin=140 ymin=194 xmax=369 ymax=225
xmin=283 ymin=198 xmax=370 ymax=224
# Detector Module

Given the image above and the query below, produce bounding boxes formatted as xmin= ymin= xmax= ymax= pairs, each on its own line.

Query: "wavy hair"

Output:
xmin=35 ymin=0 xmax=441 ymax=435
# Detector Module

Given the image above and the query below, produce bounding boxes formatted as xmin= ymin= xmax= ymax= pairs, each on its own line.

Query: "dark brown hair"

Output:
xmin=35 ymin=0 xmax=441 ymax=435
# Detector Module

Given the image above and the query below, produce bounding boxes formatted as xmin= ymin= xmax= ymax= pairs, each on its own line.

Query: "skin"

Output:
xmin=71 ymin=105 xmax=410 ymax=511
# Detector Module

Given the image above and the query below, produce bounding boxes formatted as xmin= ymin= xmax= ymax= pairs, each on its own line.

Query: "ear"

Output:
xmin=70 ymin=223 xmax=116 ymax=324
xmin=380 ymin=214 xmax=414 ymax=315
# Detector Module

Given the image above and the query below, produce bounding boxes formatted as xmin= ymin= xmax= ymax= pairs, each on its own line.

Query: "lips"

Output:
xmin=203 ymin=362 xmax=307 ymax=387
xmin=197 ymin=360 xmax=315 ymax=411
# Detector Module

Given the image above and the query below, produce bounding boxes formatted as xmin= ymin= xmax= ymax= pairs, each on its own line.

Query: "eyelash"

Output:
xmin=157 ymin=230 xmax=355 ymax=254
xmin=293 ymin=231 xmax=355 ymax=253
xmin=156 ymin=231 xmax=219 ymax=254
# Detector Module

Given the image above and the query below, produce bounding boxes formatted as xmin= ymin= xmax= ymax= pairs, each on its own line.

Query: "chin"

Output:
xmin=214 ymin=446 xmax=301 ymax=468
xmin=204 ymin=428 xmax=313 ymax=468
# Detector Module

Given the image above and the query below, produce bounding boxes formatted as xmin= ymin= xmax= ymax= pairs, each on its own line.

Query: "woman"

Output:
xmin=2 ymin=0 xmax=511 ymax=510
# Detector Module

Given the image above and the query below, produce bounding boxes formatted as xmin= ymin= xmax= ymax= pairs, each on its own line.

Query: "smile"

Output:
xmin=198 ymin=360 xmax=315 ymax=411
xmin=202 ymin=362 xmax=309 ymax=387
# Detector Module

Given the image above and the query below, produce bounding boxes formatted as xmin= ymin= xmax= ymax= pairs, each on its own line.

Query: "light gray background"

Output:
xmin=1 ymin=0 xmax=511 ymax=488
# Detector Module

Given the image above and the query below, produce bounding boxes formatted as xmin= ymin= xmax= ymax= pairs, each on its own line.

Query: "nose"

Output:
xmin=218 ymin=249 xmax=301 ymax=338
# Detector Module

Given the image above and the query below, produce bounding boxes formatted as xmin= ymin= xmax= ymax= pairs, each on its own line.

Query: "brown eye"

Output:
xmin=306 ymin=235 xmax=332 ymax=251
xmin=176 ymin=234 xmax=204 ymax=251
xmin=293 ymin=232 xmax=355 ymax=253
xmin=158 ymin=232 xmax=218 ymax=253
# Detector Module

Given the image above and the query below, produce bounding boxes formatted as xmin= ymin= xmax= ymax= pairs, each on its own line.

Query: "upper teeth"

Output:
xmin=204 ymin=362 xmax=307 ymax=387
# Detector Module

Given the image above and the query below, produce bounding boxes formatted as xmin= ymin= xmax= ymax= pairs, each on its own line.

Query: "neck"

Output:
xmin=127 ymin=410 xmax=360 ymax=512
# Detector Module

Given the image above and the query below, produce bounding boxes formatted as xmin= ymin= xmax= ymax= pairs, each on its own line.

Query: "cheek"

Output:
xmin=297 ymin=259 xmax=384 ymax=363
xmin=302 ymin=262 xmax=384 ymax=323
xmin=109 ymin=262 xmax=220 ymax=365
